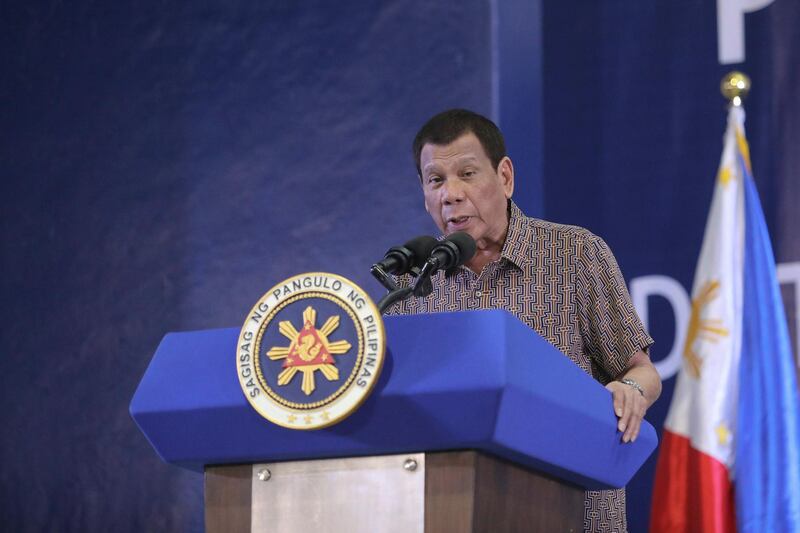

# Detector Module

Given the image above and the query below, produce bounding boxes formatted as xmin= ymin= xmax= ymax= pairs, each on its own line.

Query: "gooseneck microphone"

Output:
xmin=413 ymin=232 xmax=476 ymax=297
xmin=374 ymin=235 xmax=439 ymax=275
xmin=373 ymin=232 xmax=476 ymax=313
xmin=371 ymin=235 xmax=438 ymax=291
xmin=425 ymin=232 xmax=477 ymax=272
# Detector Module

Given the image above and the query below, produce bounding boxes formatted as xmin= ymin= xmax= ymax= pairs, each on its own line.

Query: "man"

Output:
xmin=390 ymin=109 xmax=661 ymax=532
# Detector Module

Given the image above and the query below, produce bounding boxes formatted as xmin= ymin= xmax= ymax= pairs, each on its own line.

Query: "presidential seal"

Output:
xmin=237 ymin=273 xmax=386 ymax=430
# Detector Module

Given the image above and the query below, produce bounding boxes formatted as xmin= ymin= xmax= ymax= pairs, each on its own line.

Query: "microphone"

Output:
xmin=424 ymin=231 xmax=477 ymax=272
xmin=374 ymin=235 xmax=439 ymax=275
xmin=371 ymin=235 xmax=438 ymax=291
xmin=412 ymin=232 xmax=476 ymax=297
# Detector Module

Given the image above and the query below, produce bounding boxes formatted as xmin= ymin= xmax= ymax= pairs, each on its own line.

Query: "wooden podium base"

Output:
xmin=205 ymin=451 xmax=584 ymax=533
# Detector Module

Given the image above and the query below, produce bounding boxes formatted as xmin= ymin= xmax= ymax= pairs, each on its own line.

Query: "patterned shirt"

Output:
xmin=388 ymin=201 xmax=653 ymax=533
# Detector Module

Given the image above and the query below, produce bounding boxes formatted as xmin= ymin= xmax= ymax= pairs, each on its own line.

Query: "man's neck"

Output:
xmin=464 ymin=230 xmax=508 ymax=274
xmin=462 ymin=203 xmax=512 ymax=274
xmin=464 ymin=248 xmax=500 ymax=274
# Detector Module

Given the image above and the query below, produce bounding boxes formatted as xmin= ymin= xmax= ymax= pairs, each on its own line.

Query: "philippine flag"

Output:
xmin=650 ymin=105 xmax=800 ymax=532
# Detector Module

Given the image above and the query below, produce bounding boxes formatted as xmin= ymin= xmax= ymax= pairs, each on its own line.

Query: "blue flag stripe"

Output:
xmin=736 ymin=154 xmax=800 ymax=532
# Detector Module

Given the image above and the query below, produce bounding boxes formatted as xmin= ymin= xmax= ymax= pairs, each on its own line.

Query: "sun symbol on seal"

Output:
xmin=266 ymin=306 xmax=352 ymax=395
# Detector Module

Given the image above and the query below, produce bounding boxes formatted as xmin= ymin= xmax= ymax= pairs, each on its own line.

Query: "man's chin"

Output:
xmin=446 ymin=228 xmax=481 ymax=247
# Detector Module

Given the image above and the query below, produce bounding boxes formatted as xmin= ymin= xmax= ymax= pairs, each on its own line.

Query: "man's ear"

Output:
xmin=498 ymin=156 xmax=515 ymax=198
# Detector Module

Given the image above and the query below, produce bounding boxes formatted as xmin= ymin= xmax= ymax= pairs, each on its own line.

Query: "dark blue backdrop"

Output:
xmin=2 ymin=1 xmax=797 ymax=531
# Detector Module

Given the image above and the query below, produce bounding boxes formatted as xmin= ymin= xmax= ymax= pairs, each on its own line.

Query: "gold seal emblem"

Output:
xmin=237 ymin=273 xmax=385 ymax=430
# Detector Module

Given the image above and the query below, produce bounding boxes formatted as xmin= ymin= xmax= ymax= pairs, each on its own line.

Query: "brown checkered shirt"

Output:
xmin=388 ymin=201 xmax=653 ymax=533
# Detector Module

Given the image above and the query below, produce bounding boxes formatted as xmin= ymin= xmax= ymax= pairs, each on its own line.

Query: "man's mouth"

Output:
xmin=447 ymin=216 xmax=471 ymax=229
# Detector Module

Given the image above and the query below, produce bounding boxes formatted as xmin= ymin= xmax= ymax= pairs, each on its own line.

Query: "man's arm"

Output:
xmin=605 ymin=350 xmax=662 ymax=443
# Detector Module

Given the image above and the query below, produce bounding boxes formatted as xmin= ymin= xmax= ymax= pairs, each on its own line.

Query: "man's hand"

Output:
xmin=606 ymin=380 xmax=648 ymax=442
xmin=606 ymin=350 xmax=662 ymax=443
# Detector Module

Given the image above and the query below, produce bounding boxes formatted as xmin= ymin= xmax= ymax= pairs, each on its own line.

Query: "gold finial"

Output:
xmin=720 ymin=71 xmax=751 ymax=107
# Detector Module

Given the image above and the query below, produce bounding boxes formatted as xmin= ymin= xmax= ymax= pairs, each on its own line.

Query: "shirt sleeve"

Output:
xmin=576 ymin=232 xmax=654 ymax=380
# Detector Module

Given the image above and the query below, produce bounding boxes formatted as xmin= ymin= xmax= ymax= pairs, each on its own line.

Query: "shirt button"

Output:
xmin=475 ymin=290 xmax=482 ymax=298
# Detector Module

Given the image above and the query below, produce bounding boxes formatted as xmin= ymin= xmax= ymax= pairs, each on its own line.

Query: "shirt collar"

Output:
xmin=443 ymin=200 xmax=531 ymax=277
xmin=498 ymin=200 xmax=532 ymax=270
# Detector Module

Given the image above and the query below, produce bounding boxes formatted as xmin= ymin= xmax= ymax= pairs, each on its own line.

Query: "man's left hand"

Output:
xmin=606 ymin=350 xmax=662 ymax=443
xmin=606 ymin=380 xmax=648 ymax=443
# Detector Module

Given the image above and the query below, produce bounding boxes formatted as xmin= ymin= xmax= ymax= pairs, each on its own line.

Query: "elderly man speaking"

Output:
xmin=389 ymin=109 xmax=662 ymax=533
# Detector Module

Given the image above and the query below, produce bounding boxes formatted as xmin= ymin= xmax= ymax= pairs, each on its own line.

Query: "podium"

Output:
xmin=131 ymin=310 xmax=657 ymax=532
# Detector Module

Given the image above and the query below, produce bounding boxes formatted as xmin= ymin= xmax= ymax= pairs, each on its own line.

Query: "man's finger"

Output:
xmin=622 ymin=391 xmax=643 ymax=440
xmin=623 ymin=412 xmax=638 ymax=442
xmin=613 ymin=386 xmax=624 ymax=418
xmin=630 ymin=418 xmax=641 ymax=442
xmin=624 ymin=398 xmax=645 ymax=443
xmin=630 ymin=401 xmax=646 ymax=442
xmin=617 ymin=389 xmax=632 ymax=433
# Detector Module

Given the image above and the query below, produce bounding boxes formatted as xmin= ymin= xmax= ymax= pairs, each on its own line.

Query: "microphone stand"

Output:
xmin=377 ymin=286 xmax=414 ymax=314
xmin=373 ymin=262 xmax=432 ymax=314
xmin=370 ymin=264 xmax=398 ymax=291
xmin=374 ymin=247 xmax=448 ymax=313
xmin=412 ymin=260 xmax=435 ymax=297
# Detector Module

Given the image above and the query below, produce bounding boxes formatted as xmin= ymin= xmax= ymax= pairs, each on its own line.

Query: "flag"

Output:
xmin=650 ymin=104 xmax=800 ymax=532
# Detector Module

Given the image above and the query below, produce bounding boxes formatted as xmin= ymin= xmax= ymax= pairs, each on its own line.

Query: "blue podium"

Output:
xmin=131 ymin=310 xmax=657 ymax=532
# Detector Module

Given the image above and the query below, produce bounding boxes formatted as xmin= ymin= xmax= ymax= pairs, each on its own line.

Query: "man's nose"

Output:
xmin=442 ymin=179 xmax=465 ymax=204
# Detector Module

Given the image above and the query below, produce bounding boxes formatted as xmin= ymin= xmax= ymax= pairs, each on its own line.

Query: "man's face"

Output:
xmin=419 ymin=132 xmax=514 ymax=249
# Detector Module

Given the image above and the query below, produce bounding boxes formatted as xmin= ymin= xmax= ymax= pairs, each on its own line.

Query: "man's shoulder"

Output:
xmin=504 ymin=204 xmax=605 ymax=267
xmin=530 ymin=216 xmax=592 ymax=236
xmin=517 ymin=212 xmax=600 ymax=246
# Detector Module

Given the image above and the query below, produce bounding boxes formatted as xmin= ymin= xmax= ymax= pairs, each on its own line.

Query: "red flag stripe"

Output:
xmin=650 ymin=430 xmax=737 ymax=533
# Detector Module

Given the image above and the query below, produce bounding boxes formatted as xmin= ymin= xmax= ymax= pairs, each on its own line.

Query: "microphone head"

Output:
xmin=445 ymin=231 xmax=477 ymax=267
xmin=403 ymin=235 xmax=438 ymax=268
xmin=379 ymin=235 xmax=439 ymax=275
xmin=430 ymin=231 xmax=477 ymax=270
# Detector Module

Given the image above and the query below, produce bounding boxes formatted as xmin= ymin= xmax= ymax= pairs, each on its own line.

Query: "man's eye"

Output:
xmin=428 ymin=175 xmax=443 ymax=184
